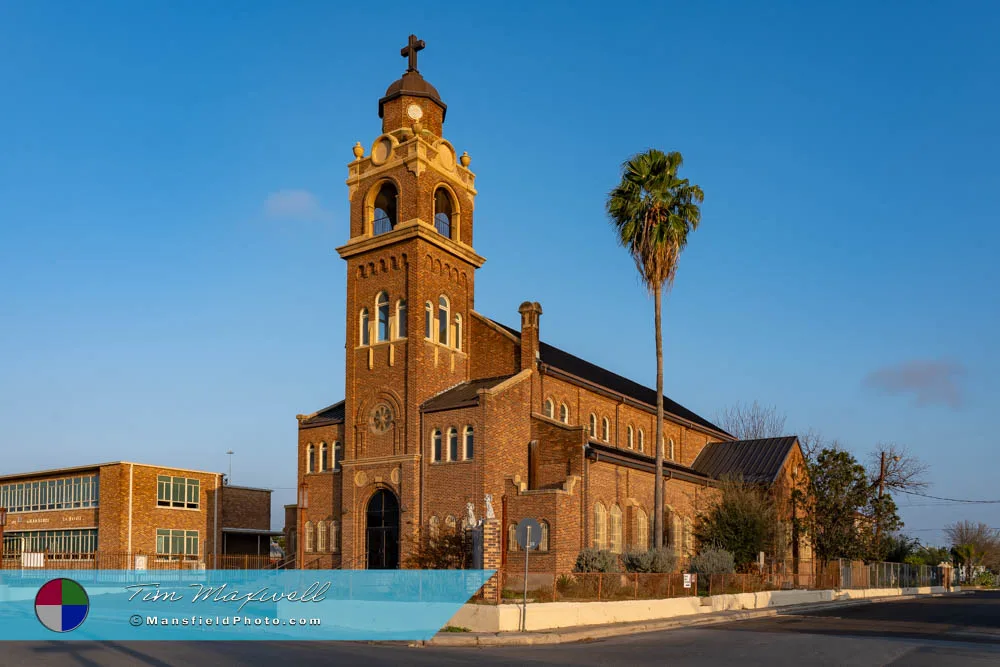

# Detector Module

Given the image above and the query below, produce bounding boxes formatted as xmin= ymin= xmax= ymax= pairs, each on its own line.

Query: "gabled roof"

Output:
xmin=690 ymin=436 xmax=799 ymax=483
xmin=421 ymin=375 xmax=515 ymax=413
xmin=488 ymin=318 xmax=726 ymax=435
xmin=298 ymin=400 xmax=345 ymax=427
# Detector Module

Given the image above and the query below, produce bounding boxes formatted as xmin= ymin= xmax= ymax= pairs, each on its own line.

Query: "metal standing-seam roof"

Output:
xmin=691 ymin=436 xmax=800 ymax=483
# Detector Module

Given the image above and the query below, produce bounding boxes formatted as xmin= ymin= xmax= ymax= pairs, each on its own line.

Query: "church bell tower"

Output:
xmin=335 ymin=35 xmax=484 ymax=567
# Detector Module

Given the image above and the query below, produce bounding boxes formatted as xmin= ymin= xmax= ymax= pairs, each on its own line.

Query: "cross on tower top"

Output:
xmin=400 ymin=34 xmax=425 ymax=73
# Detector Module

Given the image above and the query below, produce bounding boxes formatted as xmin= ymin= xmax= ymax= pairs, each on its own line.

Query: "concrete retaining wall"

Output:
xmin=448 ymin=586 xmax=951 ymax=633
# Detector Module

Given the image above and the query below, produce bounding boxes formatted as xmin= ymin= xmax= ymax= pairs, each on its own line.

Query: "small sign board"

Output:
xmin=515 ymin=518 xmax=541 ymax=550
xmin=683 ymin=573 xmax=692 ymax=589
xmin=134 ymin=555 xmax=147 ymax=571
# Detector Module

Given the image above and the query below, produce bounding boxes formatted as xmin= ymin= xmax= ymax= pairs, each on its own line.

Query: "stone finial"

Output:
xmin=484 ymin=493 xmax=495 ymax=520
xmin=460 ymin=151 xmax=471 ymax=167
xmin=352 ymin=142 xmax=364 ymax=159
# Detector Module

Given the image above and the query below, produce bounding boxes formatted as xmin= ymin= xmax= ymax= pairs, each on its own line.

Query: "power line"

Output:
xmin=895 ymin=489 xmax=1000 ymax=504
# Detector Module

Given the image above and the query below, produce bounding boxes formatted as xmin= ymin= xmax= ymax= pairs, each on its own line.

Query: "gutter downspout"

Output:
xmin=127 ymin=464 xmax=134 ymax=554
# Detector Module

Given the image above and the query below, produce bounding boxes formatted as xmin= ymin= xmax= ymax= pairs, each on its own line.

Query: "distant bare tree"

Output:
xmin=866 ymin=442 xmax=930 ymax=492
xmin=716 ymin=401 xmax=787 ymax=440
xmin=944 ymin=521 xmax=1000 ymax=573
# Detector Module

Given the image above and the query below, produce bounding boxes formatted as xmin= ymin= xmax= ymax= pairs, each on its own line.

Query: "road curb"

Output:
xmin=425 ymin=590 xmax=968 ymax=647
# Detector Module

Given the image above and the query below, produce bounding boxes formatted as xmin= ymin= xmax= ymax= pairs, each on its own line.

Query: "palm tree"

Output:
xmin=607 ymin=149 xmax=703 ymax=549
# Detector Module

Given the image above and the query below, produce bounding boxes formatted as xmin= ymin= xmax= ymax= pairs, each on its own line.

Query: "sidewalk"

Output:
xmin=426 ymin=591 xmax=964 ymax=647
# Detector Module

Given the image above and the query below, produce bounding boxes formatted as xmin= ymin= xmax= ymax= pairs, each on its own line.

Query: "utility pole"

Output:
xmin=874 ymin=452 xmax=900 ymax=554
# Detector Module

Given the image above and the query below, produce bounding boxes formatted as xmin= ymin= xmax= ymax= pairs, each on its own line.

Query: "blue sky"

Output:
xmin=1 ymin=1 xmax=997 ymax=541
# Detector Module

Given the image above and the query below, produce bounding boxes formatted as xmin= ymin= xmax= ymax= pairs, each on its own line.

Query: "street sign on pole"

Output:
xmin=514 ymin=518 xmax=541 ymax=632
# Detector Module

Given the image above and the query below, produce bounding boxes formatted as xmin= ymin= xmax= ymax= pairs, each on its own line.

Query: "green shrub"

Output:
xmin=689 ymin=548 xmax=735 ymax=576
xmin=622 ymin=547 xmax=677 ymax=573
xmin=573 ymin=548 xmax=620 ymax=573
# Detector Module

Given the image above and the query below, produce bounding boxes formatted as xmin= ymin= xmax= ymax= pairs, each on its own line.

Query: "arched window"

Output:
xmin=319 ymin=443 xmax=328 ymax=472
xmin=438 ymin=295 xmax=450 ymax=345
xmin=372 ymin=182 xmax=398 ymax=235
xmin=433 ymin=187 xmax=453 ymax=238
xmin=539 ymin=520 xmax=550 ymax=551
xmin=333 ymin=442 xmax=343 ymax=472
xmin=306 ymin=444 xmax=315 ymax=474
xmin=304 ymin=521 xmax=314 ymax=553
xmin=396 ymin=299 xmax=407 ymax=338
xmin=359 ymin=308 xmax=370 ymax=346
xmin=559 ymin=403 xmax=569 ymax=424
xmin=376 ymin=292 xmax=390 ymax=342
xmin=638 ymin=429 xmax=645 ymax=453
xmin=635 ymin=508 xmax=649 ymax=550
xmin=429 ymin=516 xmax=440 ymax=542
xmin=627 ymin=425 xmax=634 ymax=449
xmin=543 ymin=398 xmax=554 ymax=419
xmin=424 ymin=301 xmax=433 ymax=339
xmin=507 ymin=523 xmax=519 ymax=552
xmin=448 ymin=428 xmax=459 ymax=461
xmin=464 ymin=426 xmax=474 ymax=460
xmin=668 ymin=438 xmax=676 ymax=461
xmin=589 ymin=414 xmax=597 ymax=438
xmin=593 ymin=502 xmax=607 ymax=550
xmin=454 ymin=313 xmax=462 ymax=350
xmin=610 ymin=505 xmax=623 ymax=554
xmin=317 ymin=520 xmax=327 ymax=552
xmin=432 ymin=429 xmax=442 ymax=462
xmin=602 ymin=417 xmax=610 ymax=442
xmin=330 ymin=520 xmax=341 ymax=553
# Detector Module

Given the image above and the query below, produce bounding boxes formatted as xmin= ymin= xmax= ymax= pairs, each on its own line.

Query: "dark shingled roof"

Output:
xmin=489 ymin=319 xmax=725 ymax=435
xmin=691 ymin=437 xmax=799 ymax=483
xmin=300 ymin=400 xmax=345 ymax=426
xmin=422 ymin=375 xmax=515 ymax=413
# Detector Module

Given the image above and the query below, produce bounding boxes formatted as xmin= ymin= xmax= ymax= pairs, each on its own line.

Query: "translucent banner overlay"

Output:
xmin=0 ymin=569 xmax=495 ymax=641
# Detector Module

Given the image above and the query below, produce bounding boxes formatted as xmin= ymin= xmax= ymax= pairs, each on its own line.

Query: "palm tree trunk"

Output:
xmin=653 ymin=283 xmax=665 ymax=549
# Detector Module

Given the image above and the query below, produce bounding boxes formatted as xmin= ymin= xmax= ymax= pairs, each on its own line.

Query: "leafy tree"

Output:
xmin=607 ymin=149 xmax=703 ymax=548
xmin=905 ymin=545 xmax=952 ymax=568
xmin=881 ymin=533 xmax=920 ymax=563
xmin=695 ymin=475 xmax=779 ymax=570
xmin=806 ymin=448 xmax=872 ymax=561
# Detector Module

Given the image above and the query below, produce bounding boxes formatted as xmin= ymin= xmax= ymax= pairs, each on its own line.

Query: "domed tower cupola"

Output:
xmin=378 ymin=34 xmax=447 ymax=136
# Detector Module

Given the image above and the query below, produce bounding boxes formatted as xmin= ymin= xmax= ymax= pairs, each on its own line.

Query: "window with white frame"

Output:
xmin=543 ymin=398 xmax=554 ymax=419
xmin=360 ymin=308 xmax=370 ymax=346
xmin=448 ymin=428 xmax=459 ymax=461
xmin=538 ymin=520 xmax=550 ymax=551
xmin=156 ymin=476 xmax=200 ymax=509
xmin=635 ymin=508 xmax=649 ymax=549
xmin=396 ymin=299 xmax=407 ymax=338
xmin=589 ymin=413 xmax=597 ymax=438
xmin=317 ymin=520 xmax=328 ymax=552
xmin=306 ymin=444 xmax=315 ymax=473
xmin=454 ymin=313 xmax=462 ymax=350
xmin=602 ymin=417 xmax=610 ymax=441
xmin=593 ymin=502 xmax=607 ymax=550
xmin=638 ymin=429 xmax=645 ymax=453
xmin=609 ymin=505 xmax=623 ymax=554
xmin=432 ymin=430 xmax=442 ymax=462
xmin=0 ymin=475 xmax=99 ymax=513
xmin=304 ymin=521 xmax=314 ymax=553
xmin=333 ymin=442 xmax=343 ymax=471
xmin=559 ymin=403 xmax=569 ymax=424
xmin=464 ymin=426 xmax=474 ymax=460
xmin=319 ymin=443 xmax=328 ymax=472
xmin=155 ymin=528 xmax=199 ymax=560
xmin=376 ymin=291 xmax=390 ymax=342
xmin=424 ymin=301 xmax=433 ymax=339
xmin=330 ymin=520 xmax=341 ymax=553
xmin=627 ymin=425 xmax=634 ymax=449
xmin=438 ymin=295 xmax=450 ymax=346
xmin=668 ymin=438 xmax=676 ymax=460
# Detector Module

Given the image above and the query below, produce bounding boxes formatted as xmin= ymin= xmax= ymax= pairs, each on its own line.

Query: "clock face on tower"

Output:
xmin=406 ymin=103 xmax=423 ymax=121
xmin=370 ymin=403 xmax=394 ymax=434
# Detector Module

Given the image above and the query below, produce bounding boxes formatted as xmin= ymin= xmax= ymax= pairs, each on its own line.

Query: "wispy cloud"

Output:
xmin=863 ymin=359 xmax=966 ymax=408
xmin=263 ymin=189 xmax=332 ymax=222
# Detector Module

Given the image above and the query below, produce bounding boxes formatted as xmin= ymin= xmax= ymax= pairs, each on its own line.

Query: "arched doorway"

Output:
xmin=366 ymin=489 xmax=400 ymax=569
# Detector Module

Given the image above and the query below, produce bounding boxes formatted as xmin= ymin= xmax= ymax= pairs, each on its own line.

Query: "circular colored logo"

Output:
xmin=35 ymin=578 xmax=90 ymax=633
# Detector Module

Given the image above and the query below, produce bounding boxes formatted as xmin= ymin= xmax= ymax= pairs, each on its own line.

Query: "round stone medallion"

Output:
xmin=369 ymin=403 xmax=393 ymax=434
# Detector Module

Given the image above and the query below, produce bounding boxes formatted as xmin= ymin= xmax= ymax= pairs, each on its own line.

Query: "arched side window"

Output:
xmin=464 ymin=426 xmax=474 ymax=460
xmin=668 ymin=438 xmax=676 ymax=461
xmin=635 ymin=508 xmax=649 ymax=550
xmin=306 ymin=444 xmax=315 ymax=474
xmin=543 ymin=398 xmax=554 ymax=419
xmin=359 ymin=308 xmax=370 ymax=346
xmin=304 ymin=521 xmax=314 ymax=553
xmin=602 ymin=417 xmax=610 ymax=442
xmin=638 ymin=429 xmax=645 ymax=453
xmin=372 ymin=182 xmax=398 ymax=235
xmin=448 ymin=428 xmax=459 ymax=462
xmin=609 ymin=505 xmax=623 ymax=554
xmin=627 ymin=425 xmax=634 ymax=449
xmin=559 ymin=403 xmax=569 ymax=424
xmin=593 ymin=502 xmax=607 ymax=550
xmin=438 ymin=295 xmax=450 ymax=346
xmin=330 ymin=520 xmax=341 ymax=553
xmin=376 ymin=291 xmax=390 ymax=342
xmin=507 ymin=524 xmax=519 ymax=552
xmin=317 ymin=520 xmax=328 ymax=552
xmin=432 ymin=429 xmax=442 ymax=462
xmin=333 ymin=442 xmax=343 ymax=472
xmin=424 ymin=301 xmax=433 ymax=339
xmin=538 ymin=520 xmax=550 ymax=552
xmin=319 ymin=443 xmax=328 ymax=472
xmin=396 ymin=299 xmax=407 ymax=338
xmin=454 ymin=313 xmax=462 ymax=351
xmin=589 ymin=414 xmax=597 ymax=438
xmin=429 ymin=516 xmax=440 ymax=542
xmin=433 ymin=187 xmax=453 ymax=238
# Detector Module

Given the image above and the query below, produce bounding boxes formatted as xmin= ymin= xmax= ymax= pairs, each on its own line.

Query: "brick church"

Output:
xmin=288 ymin=36 xmax=808 ymax=572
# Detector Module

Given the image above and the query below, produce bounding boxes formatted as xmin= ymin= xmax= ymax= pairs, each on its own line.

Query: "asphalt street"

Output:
xmin=2 ymin=591 xmax=998 ymax=666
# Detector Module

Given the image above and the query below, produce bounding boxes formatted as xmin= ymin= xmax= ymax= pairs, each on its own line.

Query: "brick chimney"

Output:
xmin=518 ymin=301 xmax=542 ymax=372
